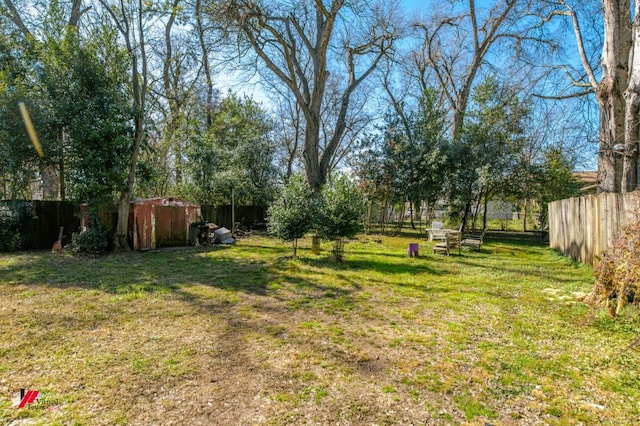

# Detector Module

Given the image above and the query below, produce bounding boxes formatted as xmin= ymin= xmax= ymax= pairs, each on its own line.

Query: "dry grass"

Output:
xmin=0 ymin=232 xmax=639 ymax=425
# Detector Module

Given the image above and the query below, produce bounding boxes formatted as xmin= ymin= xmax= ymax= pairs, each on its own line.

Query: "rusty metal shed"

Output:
xmin=129 ymin=197 xmax=201 ymax=250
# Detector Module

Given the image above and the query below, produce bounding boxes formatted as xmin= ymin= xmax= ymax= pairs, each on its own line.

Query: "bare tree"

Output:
xmin=215 ymin=0 xmax=402 ymax=190
xmin=2 ymin=0 xmax=89 ymax=38
xmin=196 ymin=0 xmax=216 ymax=126
xmin=263 ymin=46 xmax=373 ymax=183
xmin=268 ymin=85 xmax=303 ymax=182
xmin=161 ymin=0 xmax=187 ymax=185
xmin=320 ymin=73 xmax=373 ymax=176
xmin=412 ymin=0 xmax=531 ymax=139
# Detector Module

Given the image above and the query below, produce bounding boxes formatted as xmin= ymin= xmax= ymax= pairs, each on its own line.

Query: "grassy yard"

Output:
xmin=0 ymin=232 xmax=639 ymax=425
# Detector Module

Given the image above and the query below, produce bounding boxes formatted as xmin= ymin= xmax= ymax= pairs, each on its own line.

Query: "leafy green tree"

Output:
xmin=0 ymin=0 xmax=91 ymax=200
xmin=317 ymin=174 xmax=365 ymax=261
xmin=267 ymin=175 xmax=318 ymax=257
xmin=352 ymin=88 xmax=448 ymax=232
xmin=351 ymin=130 xmax=403 ymax=234
xmin=352 ymin=134 xmax=390 ymax=233
xmin=40 ymin=29 xmax=132 ymax=211
xmin=0 ymin=3 xmax=132 ymax=217
xmin=182 ymin=93 xmax=277 ymax=206
xmin=393 ymin=88 xmax=448 ymax=228
xmin=447 ymin=77 xmax=531 ymax=231
xmin=0 ymin=32 xmax=53 ymax=198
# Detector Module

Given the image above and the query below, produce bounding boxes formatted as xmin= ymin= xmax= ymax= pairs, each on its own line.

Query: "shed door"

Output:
xmin=156 ymin=206 xmax=187 ymax=247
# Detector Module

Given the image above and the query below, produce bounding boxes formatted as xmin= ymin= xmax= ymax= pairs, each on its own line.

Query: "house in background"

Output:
xmin=573 ymin=171 xmax=598 ymax=195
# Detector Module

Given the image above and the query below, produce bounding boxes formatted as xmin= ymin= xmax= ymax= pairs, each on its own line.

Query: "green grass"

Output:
xmin=0 ymin=232 xmax=638 ymax=424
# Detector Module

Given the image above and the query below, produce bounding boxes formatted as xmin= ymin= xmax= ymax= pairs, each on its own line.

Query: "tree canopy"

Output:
xmin=0 ymin=0 xmax=610 ymax=246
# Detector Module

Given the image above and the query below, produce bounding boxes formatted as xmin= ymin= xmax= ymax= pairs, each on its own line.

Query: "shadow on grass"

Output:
xmin=0 ymin=232 xmax=580 ymax=310
xmin=484 ymin=231 xmax=548 ymax=247
xmin=452 ymin=242 xmax=588 ymax=286
xmin=0 ymin=243 xmax=369 ymax=313
xmin=297 ymin=255 xmax=442 ymax=276
xmin=0 ymin=246 xmax=274 ymax=296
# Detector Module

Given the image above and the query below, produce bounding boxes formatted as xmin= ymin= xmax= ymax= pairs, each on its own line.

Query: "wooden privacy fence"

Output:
xmin=200 ymin=205 xmax=267 ymax=230
xmin=549 ymin=191 xmax=640 ymax=266
xmin=0 ymin=200 xmax=80 ymax=249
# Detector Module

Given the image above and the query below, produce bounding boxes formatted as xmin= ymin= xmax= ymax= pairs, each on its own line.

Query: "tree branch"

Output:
xmin=2 ymin=0 xmax=32 ymax=38
xmin=532 ymin=89 xmax=595 ymax=100
xmin=560 ymin=1 xmax=599 ymax=89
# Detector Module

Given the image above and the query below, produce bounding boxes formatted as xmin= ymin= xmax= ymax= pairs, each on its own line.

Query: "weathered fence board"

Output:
xmin=549 ymin=192 xmax=640 ymax=265
xmin=0 ymin=200 xmax=80 ymax=250
xmin=200 ymin=205 xmax=267 ymax=230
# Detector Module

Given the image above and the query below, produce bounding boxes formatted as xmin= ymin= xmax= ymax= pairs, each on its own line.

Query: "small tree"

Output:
xmin=267 ymin=175 xmax=317 ymax=257
xmin=182 ymin=93 xmax=278 ymax=206
xmin=317 ymin=174 xmax=365 ymax=261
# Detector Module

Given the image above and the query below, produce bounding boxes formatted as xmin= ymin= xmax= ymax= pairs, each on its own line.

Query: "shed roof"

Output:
xmin=130 ymin=197 xmax=200 ymax=207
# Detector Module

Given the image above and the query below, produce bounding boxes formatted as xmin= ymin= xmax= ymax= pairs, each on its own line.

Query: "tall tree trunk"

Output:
xmin=598 ymin=110 xmax=617 ymax=192
xmin=40 ymin=165 xmax=59 ymax=200
xmin=623 ymin=3 xmax=640 ymax=192
xmin=556 ymin=1 xmax=633 ymax=192
xmin=162 ymin=0 xmax=186 ymax=186
xmin=196 ymin=0 xmax=214 ymax=127
xmin=482 ymin=193 xmax=488 ymax=231
xmin=303 ymin=112 xmax=325 ymax=191
xmin=105 ymin=0 xmax=148 ymax=250
xmin=598 ymin=0 xmax=631 ymax=192
xmin=114 ymin=117 xmax=144 ymax=249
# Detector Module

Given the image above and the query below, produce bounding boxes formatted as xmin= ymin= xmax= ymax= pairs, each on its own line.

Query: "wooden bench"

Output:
xmin=432 ymin=231 xmax=461 ymax=255
xmin=461 ymin=229 xmax=486 ymax=250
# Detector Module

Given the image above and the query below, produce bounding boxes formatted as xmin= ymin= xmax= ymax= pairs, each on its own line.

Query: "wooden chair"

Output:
xmin=432 ymin=231 xmax=461 ymax=255
xmin=461 ymin=229 xmax=486 ymax=250
xmin=427 ymin=221 xmax=446 ymax=241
